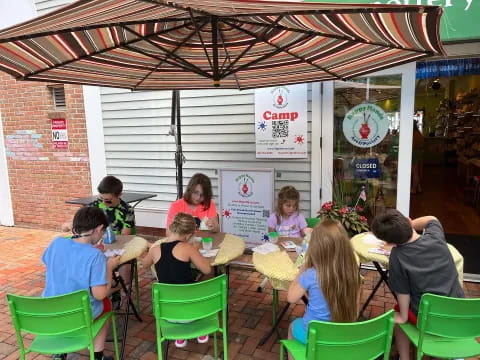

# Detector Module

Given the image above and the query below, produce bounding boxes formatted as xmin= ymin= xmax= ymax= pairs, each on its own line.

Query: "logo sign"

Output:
xmin=237 ymin=173 xmax=254 ymax=198
xmin=255 ymin=84 xmax=308 ymax=158
xmin=51 ymin=118 xmax=68 ymax=149
xmin=343 ymin=103 xmax=388 ymax=148
xmin=353 ymin=158 xmax=381 ymax=178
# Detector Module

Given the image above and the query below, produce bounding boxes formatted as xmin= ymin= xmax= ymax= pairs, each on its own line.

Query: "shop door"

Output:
xmin=320 ymin=63 xmax=416 ymax=222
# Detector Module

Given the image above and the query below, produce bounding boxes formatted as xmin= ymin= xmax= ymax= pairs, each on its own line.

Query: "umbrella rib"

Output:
xmin=188 ymin=9 xmax=213 ymax=71
xmin=216 ymin=23 xmax=241 ymax=90
xmin=228 ymin=18 xmax=429 ymax=54
xmin=127 ymin=21 xmax=210 ymax=89
xmin=21 ymin=22 xmax=192 ymax=81
xmin=0 ymin=18 xmax=208 ymax=44
xmin=220 ymin=15 xmax=284 ymax=78
xmin=221 ymin=29 xmax=314 ymax=79
xmin=223 ymin=20 xmax=343 ymax=80
xmin=122 ymin=26 xmax=211 ymax=79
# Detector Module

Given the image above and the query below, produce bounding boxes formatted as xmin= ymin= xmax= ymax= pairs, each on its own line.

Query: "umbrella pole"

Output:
xmin=171 ymin=90 xmax=183 ymax=199
xmin=176 ymin=90 xmax=183 ymax=199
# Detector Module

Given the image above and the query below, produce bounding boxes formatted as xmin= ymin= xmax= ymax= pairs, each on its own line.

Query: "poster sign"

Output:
xmin=255 ymin=84 xmax=307 ymax=158
xmin=343 ymin=103 xmax=388 ymax=148
xmin=51 ymin=118 xmax=68 ymax=149
xmin=353 ymin=158 xmax=381 ymax=178
xmin=219 ymin=168 xmax=274 ymax=248
xmin=416 ymin=58 xmax=480 ymax=80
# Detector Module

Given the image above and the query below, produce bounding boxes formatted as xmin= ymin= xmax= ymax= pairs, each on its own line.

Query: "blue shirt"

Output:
xmin=298 ymin=268 xmax=331 ymax=330
xmin=42 ymin=236 xmax=108 ymax=317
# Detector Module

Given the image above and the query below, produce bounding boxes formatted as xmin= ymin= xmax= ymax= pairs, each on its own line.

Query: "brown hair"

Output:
xmin=275 ymin=186 xmax=300 ymax=224
xmin=169 ymin=213 xmax=196 ymax=235
xmin=183 ymin=173 xmax=213 ymax=211
xmin=304 ymin=219 xmax=360 ymax=323
xmin=371 ymin=209 xmax=412 ymax=245
xmin=97 ymin=175 xmax=123 ymax=196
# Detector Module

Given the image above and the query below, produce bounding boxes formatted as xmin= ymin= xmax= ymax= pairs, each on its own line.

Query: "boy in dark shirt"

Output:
xmin=371 ymin=210 xmax=464 ymax=360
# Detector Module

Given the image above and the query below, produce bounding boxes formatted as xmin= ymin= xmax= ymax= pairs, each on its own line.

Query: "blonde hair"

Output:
xmin=169 ymin=213 xmax=196 ymax=235
xmin=304 ymin=219 xmax=360 ymax=323
xmin=275 ymin=186 xmax=300 ymax=224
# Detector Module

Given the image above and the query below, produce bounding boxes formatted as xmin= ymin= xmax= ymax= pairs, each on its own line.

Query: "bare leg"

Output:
xmin=394 ymin=325 xmax=410 ymax=360
xmin=94 ymin=319 xmax=110 ymax=352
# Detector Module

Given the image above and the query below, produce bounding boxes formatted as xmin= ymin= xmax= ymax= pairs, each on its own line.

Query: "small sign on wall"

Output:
xmin=255 ymin=84 xmax=308 ymax=158
xmin=51 ymin=118 xmax=68 ymax=149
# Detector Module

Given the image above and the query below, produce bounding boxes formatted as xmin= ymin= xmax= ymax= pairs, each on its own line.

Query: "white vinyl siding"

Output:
xmin=101 ymin=88 xmax=313 ymax=216
xmin=34 ymin=0 xmax=72 ymax=15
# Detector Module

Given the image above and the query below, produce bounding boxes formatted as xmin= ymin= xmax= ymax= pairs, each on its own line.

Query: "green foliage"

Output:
xmin=317 ymin=201 xmax=370 ymax=235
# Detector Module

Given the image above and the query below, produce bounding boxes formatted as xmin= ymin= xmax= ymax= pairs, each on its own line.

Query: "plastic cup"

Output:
xmin=202 ymin=237 xmax=213 ymax=251
xmin=103 ymin=227 xmax=115 ymax=244
xmin=268 ymin=231 xmax=279 ymax=244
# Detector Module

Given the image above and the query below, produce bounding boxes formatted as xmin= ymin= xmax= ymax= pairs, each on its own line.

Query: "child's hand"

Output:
xmin=107 ymin=255 xmax=121 ymax=269
xmin=206 ymin=218 xmax=215 ymax=230
xmin=381 ymin=243 xmax=395 ymax=251
xmin=94 ymin=243 xmax=105 ymax=251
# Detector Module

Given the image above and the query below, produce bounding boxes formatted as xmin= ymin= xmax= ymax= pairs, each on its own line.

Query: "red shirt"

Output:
xmin=166 ymin=198 xmax=217 ymax=229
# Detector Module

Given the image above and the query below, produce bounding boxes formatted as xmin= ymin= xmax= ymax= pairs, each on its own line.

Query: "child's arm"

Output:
xmin=188 ymin=245 xmax=211 ymax=275
xmin=287 ymin=266 xmax=307 ymax=303
xmin=121 ymin=227 xmax=132 ymax=235
xmin=394 ymin=293 xmax=411 ymax=324
xmin=142 ymin=245 xmax=160 ymax=269
xmin=91 ymin=255 xmax=121 ymax=300
xmin=205 ymin=216 xmax=220 ymax=233
xmin=411 ymin=216 xmax=438 ymax=232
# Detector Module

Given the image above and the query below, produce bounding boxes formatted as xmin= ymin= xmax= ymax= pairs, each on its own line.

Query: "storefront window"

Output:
xmin=333 ymin=75 xmax=402 ymax=221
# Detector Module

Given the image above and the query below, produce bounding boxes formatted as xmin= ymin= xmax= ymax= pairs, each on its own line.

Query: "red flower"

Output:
xmin=322 ymin=201 xmax=333 ymax=210
xmin=360 ymin=216 xmax=367 ymax=222
xmin=339 ymin=207 xmax=348 ymax=214
xmin=355 ymin=205 xmax=363 ymax=212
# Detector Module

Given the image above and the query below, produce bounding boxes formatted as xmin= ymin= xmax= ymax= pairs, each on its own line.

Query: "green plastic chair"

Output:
xmin=400 ymin=293 xmax=480 ymax=359
xmin=306 ymin=217 xmax=320 ymax=228
xmin=7 ymin=290 xmax=119 ymax=360
xmin=152 ymin=274 xmax=228 ymax=360
xmin=280 ymin=309 xmax=394 ymax=360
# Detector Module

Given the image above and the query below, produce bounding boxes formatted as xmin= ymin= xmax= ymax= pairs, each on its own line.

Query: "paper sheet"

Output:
xmin=368 ymin=247 xmax=390 ymax=256
xmin=199 ymin=216 xmax=210 ymax=230
xmin=104 ymin=248 xmax=126 ymax=257
xmin=199 ymin=248 xmax=219 ymax=257
xmin=362 ymin=233 xmax=384 ymax=245
xmin=252 ymin=243 xmax=280 ymax=255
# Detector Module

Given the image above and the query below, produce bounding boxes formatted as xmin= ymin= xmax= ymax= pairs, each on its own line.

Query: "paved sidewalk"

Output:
xmin=0 ymin=226 xmax=479 ymax=360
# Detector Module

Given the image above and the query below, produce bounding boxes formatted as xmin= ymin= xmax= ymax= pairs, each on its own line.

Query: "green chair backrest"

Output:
xmin=417 ymin=293 xmax=480 ymax=340
xmin=7 ymin=290 xmax=93 ymax=338
xmin=305 ymin=309 xmax=394 ymax=359
xmin=306 ymin=217 xmax=320 ymax=228
xmin=152 ymin=274 xmax=227 ymax=323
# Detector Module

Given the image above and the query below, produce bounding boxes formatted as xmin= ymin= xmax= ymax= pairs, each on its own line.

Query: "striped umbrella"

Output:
xmin=0 ymin=0 xmax=444 ymax=198
xmin=0 ymin=0 xmax=444 ymax=90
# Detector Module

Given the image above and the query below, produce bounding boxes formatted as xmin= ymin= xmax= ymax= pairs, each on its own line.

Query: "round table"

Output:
xmin=151 ymin=231 xmax=246 ymax=267
xmin=350 ymin=232 xmax=464 ymax=284
xmin=252 ymin=237 xmax=303 ymax=291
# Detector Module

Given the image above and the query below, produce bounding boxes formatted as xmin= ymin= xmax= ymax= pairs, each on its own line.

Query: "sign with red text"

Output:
xmin=51 ymin=118 xmax=68 ymax=149
xmin=255 ymin=84 xmax=307 ymax=158
xmin=219 ymin=168 xmax=274 ymax=248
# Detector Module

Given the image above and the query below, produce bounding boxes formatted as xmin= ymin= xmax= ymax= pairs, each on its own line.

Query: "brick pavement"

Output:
xmin=1 ymin=226 xmax=479 ymax=360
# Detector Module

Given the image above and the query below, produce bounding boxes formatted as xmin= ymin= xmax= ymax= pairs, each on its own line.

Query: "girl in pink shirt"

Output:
xmin=166 ymin=173 xmax=219 ymax=233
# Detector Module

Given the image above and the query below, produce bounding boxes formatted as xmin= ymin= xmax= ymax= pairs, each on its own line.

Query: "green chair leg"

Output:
xmin=272 ymin=289 xmax=279 ymax=325
xmin=111 ymin=314 xmax=120 ymax=360
xmin=213 ymin=332 xmax=218 ymax=359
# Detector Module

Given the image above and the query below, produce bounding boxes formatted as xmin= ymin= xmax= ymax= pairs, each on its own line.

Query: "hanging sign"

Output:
xmin=353 ymin=158 xmax=381 ymax=178
xmin=343 ymin=103 xmax=388 ymax=148
xmin=255 ymin=84 xmax=307 ymax=158
xmin=219 ymin=168 xmax=274 ymax=248
xmin=51 ymin=118 xmax=68 ymax=149
xmin=416 ymin=58 xmax=480 ymax=80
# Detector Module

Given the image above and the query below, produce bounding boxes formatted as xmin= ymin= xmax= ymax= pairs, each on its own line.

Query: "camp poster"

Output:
xmin=219 ymin=168 xmax=274 ymax=248
xmin=255 ymin=84 xmax=308 ymax=158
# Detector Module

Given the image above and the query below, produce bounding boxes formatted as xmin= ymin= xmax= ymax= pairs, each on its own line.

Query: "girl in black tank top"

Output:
xmin=142 ymin=213 xmax=212 ymax=348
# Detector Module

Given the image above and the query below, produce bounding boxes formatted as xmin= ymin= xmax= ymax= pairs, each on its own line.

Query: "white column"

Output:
xmin=310 ymin=82 xmax=322 ymax=216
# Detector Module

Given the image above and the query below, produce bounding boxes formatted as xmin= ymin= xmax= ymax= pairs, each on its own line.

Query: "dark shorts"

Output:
xmin=95 ymin=297 xmax=112 ymax=320
xmin=394 ymin=304 xmax=417 ymax=325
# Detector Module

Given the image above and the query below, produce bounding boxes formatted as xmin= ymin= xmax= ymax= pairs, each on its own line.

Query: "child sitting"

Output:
xmin=142 ymin=213 xmax=211 ymax=348
xmin=371 ymin=210 xmax=464 ymax=360
xmin=268 ymin=186 xmax=307 ymax=238
xmin=42 ymin=207 xmax=121 ymax=360
xmin=286 ymin=219 xmax=361 ymax=347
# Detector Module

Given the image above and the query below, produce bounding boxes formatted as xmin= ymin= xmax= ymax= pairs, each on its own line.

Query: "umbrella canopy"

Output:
xmin=0 ymin=0 xmax=444 ymax=91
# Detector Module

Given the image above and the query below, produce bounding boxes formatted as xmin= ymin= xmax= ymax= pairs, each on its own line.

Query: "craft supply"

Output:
xmin=199 ymin=248 xmax=219 ymax=257
xmin=368 ymin=247 xmax=391 ymax=256
xmin=281 ymin=240 xmax=297 ymax=250
xmin=202 ymin=237 xmax=213 ymax=251
xmin=268 ymin=231 xmax=279 ymax=244
xmin=199 ymin=216 xmax=210 ymax=230
xmin=104 ymin=248 xmax=126 ymax=257
xmin=252 ymin=243 xmax=280 ymax=255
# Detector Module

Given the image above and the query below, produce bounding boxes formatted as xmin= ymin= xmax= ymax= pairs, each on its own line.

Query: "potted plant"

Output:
xmin=317 ymin=201 xmax=370 ymax=235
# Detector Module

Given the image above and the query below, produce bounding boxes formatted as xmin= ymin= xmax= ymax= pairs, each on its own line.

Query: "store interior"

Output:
xmin=410 ymin=69 xmax=480 ymax=274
